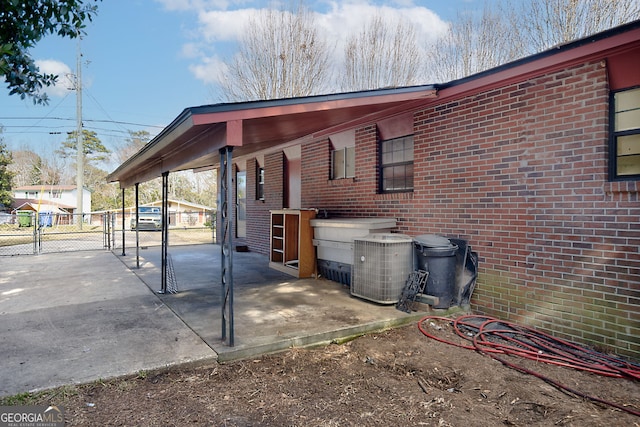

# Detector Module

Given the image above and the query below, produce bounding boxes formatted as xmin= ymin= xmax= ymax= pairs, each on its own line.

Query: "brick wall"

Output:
xmin=216 ymin=152 xmax=285 ymax=253
xmin=244 ymin=152 xmax=285 ymax=254
xmin=294 ymin=61 xmax=638 ymax=358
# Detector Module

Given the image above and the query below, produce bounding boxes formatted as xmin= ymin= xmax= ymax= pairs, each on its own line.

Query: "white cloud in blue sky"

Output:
xmin=154 ymin=0 xmax=449 ymax=85
xmin=34 ymin=60 xmax=74 ymax=98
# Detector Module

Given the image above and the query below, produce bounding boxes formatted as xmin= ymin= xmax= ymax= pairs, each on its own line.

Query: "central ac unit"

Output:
xmin=351 ymin=234 xmax=414 ymax=304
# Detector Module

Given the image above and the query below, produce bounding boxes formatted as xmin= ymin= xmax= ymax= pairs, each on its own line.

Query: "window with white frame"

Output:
xmin=331 ymin=146 xmax=355 ymax=179
xmin=380 ymin=134 xmax=414 ymax=193
xmin=611 ymin=86 xmax=640 ymax=180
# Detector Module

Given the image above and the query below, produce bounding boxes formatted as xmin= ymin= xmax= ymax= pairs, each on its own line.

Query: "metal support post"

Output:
xmin=220 ymin=147 xmax=234 ymax=346
xmin=32 ymin=213 xmax=38 ymax=254
xmin=111 ymin=211 xmax=115 ymax=251
xmin=135 ymin=183 xmax=140 ymax=269
xmin=159 ymin=172 xmax=169 ymax=294
xmin=121 ymin=188 xmax=126 ymax=256
xmin=103 ymin=213 xmax=108 ymax=249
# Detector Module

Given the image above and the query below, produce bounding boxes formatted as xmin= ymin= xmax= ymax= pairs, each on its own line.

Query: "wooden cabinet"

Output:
xmin=269 ymin=209 xmax=316 ymax=278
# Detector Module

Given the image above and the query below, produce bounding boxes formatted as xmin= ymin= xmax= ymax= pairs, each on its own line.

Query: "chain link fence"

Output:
xmin=109 ymin=210 xmax=216 ymax=250
xmin=0 ymin=211 xmax=108 ymax=256
xmin=0 ymin=210 xmax=217 ymax=256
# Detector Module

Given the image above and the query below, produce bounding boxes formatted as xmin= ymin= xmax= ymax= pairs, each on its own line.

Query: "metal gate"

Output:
xmin=0 ymin=212 xmax=110 ymax=256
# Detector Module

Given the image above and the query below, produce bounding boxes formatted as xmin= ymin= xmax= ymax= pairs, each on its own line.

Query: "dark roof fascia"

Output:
xmin=437 ymin=19 xmax=640 ymax=92
xmin=186 ymin=84 xmax=438 ymax=117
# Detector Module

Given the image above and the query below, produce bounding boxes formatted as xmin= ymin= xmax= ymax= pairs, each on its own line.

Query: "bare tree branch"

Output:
xmin=427 ymin=3 xmax=522 ymax=82
xmin=220 ymin=2 xmax=332 ymax=101
xmin=515 ymin=0 xmax=640 ymax=52
xmin=426 ymin=0 xmax=640 ymax=83
xmin=341 ymin=15 xmax=423 ymax=91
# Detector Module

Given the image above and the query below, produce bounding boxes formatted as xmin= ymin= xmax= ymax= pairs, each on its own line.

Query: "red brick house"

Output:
xmin=108 ymin=21 xmax=640 ymax=357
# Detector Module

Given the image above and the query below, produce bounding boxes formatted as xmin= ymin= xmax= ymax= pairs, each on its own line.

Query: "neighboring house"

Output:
xmin=107 ymin=21 xmax=640 ymax=358
xmin=12 ymin=185 xmax=92 ymax=214
xmin=122 ymin=199 xmax=215 ymax=228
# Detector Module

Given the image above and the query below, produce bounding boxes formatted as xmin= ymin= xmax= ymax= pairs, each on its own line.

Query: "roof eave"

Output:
xmin=107 ymin=85 xmax=438 ymax=186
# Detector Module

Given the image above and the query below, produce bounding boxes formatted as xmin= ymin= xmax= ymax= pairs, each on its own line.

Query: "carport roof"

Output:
xmin=106 ymin=85 xmax=438 ymax=188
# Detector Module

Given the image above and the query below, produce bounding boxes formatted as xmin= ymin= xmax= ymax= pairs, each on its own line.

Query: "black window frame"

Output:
xmin=379 ymin=134 xmax=414 ymax=193
xmin=609 ymin=85 xmax=640 ymax=181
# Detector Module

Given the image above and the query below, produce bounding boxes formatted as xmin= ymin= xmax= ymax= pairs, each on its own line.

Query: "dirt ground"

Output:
xmin=4 ymin=318 xmax=639 ymax=426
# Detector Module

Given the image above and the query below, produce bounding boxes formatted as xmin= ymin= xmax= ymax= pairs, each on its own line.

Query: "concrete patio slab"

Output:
xmin=120 ymin=244 xmax=427 ymax=362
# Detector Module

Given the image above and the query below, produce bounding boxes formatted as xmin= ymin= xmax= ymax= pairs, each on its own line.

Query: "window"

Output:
xmin=331 ymin=146 xmax=355 ymax=179
xmin=26 ymin=191 xmax=38 ymax=198
xmin=380 ymin=135 xmax=414 ymax=192
xmin=256 ymin=166 xmax=265 ymax=200
xmin=236 ymin=170 xmax=246 ymax=238
xmin=611 ymin=86 xmax=640 ymax=180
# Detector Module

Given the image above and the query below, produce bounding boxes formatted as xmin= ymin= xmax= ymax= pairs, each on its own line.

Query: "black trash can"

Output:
xmin=414 ymin=235 xmax=458 ymax=309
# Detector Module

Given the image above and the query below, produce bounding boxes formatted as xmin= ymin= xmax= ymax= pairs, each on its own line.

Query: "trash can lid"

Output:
xmin=414 ymin=234 xmax=454 ymax=248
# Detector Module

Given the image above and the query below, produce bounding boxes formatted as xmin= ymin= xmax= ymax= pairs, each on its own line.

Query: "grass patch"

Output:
xmin=0 ymin=385 xmax=78 ymax=406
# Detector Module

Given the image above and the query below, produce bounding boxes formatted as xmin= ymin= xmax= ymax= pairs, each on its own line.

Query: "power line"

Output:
xmin=87 ymin=119 xmax=165 ymax=128
xmin=5 ymin=93 xmax=71 ymax=136
xmin=2 ymin=125 xmax=70 ymax=129
xmin=0 ymin=116 xmax=165 ymax=128
xmin=84 ymin=88 xmax=129 ymax=136
xmin=3 ymin=126 xmax=135 ymax=136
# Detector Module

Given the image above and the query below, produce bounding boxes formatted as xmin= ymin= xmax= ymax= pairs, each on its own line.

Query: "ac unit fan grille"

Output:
xmin=351 ymin=234 xmax=413 ymax=304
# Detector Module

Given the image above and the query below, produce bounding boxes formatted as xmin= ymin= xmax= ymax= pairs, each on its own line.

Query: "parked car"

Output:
xmin=130 ymin=207 xmax=162 ymax=231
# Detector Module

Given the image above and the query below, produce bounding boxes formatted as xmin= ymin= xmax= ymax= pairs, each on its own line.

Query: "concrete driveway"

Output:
xmin=0 ymin=250 xmax=216 ymax=397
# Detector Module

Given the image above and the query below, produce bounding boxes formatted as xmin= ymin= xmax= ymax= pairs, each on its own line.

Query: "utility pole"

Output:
xmin=76 ymin=35 xmax=84 ymax=229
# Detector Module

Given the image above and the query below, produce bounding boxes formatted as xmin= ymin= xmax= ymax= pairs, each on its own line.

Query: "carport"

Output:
xmin=106 ymin=86 xmax=438 ymax=346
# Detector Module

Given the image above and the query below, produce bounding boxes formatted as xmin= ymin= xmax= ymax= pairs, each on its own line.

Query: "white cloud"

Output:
xmin=180 ymin=42 xmax=203 ymax=59
xmin=34 ymin=59 xmax=74 ymax=98
xmin=197 ymin=8 xmax=261 ymax=42
xmin=316 ymin=1 xmax=449 ymax=53
xmin=189 ymin=55 xmax=227 ymax=84
xmin=168 ymin=0 xmax=450 ymax=86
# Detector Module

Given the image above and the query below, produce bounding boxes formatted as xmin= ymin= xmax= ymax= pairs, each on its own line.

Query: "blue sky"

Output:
xmin=0 ymin=0 xmax=482 ymax=170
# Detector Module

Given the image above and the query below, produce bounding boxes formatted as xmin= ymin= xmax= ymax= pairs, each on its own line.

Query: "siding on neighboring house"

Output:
xmin=239 ymin=60 xmax=639 ymax=358
xmin=13 ymin=185 xmax=92 ymax=213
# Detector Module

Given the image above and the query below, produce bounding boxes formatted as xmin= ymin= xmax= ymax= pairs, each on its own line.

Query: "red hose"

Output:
xmin=417 ymin=314 xmax=640 ymax=417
